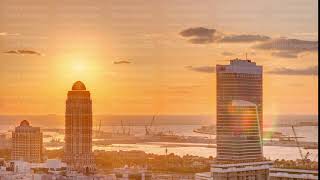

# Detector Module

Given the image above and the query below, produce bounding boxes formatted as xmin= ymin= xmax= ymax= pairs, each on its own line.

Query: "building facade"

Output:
xmin=63 ymin=81 xmax=95 ymax=172
xmin=11 ymin=120 xmax=43 ymax=163
xmin=216 ymin=59 xmax=263 ymax=163
xmin=210 ymin=161 xmax=273 ymax=180
xmin=269 ymin=168 xmax=318 ymax=180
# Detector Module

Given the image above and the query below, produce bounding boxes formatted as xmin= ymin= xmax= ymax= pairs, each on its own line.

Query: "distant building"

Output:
xmin=0 ymin=133 xmax=11 ymax=149
xmin=269 ymin=168 xmax=318 ymax=180
xmin=113 ymin=166 xmax=151 ymax=180
xmin=195 ymin=161 xmax=273 ymax=180
xmin=152 ymin=173 xmax=194 ymax=180
xmin=216 ymin=58 xmax=263 ymax=163
xmin=11 ymin=120 xmax=43 ymax=163
xmin=63 ymin=81 xmax=95 ymax=173
xmin=0 ymin=159 xmax=114 ymax=180
xmin=210 ymin=161 xmax=273 ymax=180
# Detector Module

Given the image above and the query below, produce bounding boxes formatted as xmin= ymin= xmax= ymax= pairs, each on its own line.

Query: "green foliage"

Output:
xmin=1 ymin=149 xmax=211 ymax=173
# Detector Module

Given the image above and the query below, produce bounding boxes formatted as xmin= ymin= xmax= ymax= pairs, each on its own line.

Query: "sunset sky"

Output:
xmin=0 ymin=0 xmax=318 ymax=117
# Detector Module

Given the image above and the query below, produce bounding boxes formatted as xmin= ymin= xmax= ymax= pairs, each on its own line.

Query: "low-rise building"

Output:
xmin=195 ymin=161 xmax=273 ymax=180
xmin=269 ymin=168 xmax=318 ymax=180
xmin=113 ymin=165 xmax=151 ymax=180
xmin=195 ymin=172 xmax=213 ymax=180
xmin=11 ymin=120 xmax=43 ymax=163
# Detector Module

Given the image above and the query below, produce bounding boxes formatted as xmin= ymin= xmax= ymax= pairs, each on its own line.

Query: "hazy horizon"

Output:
xmin=0 ymin=0 xmax=318 ymax=115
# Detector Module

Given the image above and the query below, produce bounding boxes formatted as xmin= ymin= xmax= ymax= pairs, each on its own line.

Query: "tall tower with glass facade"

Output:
xmin=216 ymin=59 xmax=263 ymax=163
xmin=63 ymin=81 xmax=95 ymax=173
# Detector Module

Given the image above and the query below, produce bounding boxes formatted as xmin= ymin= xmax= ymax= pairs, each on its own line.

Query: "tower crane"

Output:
xmin=145 ymin=115 xmax=156 ymax=135
xmin=292 ymin=125 xmax=310 ymax=163
xmin=121 ymin=120 xmax=125 ymax=135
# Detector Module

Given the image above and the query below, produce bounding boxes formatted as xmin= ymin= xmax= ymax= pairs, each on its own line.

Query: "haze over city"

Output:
xmin=0 ymin=0 xmax=318 ymax=118
xmin=0 ymin=0 xmax=318 ymax=179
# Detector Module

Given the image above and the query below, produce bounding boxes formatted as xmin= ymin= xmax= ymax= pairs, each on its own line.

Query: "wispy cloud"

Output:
xmin=180 ymin=27 xmax=318 ymax=59
xmin=221 ymin=51 xmax=235 ymax=56
xmin=3 ymin=49 xmax=42 ymax=56
xmin=179 ymin=27 xmax=221 ymax=44
xmin=185 ymin=65 xmax=215 ymax=73
xmin=254 ymin=38 xmax=318 ymax=52
xmin=0 ymin=32 xmax=20 ymax=36
xmin=254 ymin=38 xmax=318 ymax=58
xmin=267 ymin=66 xmax=318 ymax=76
xmin=185 ymin=64 xmax=318 ymax=76
xmin=113 ymin=60 xmax=131 ymax=64
xmin=220 ymin=34 xmax=271 ymax=43
xmin=271 ymin=51 xmax=298 ymax=59
xmin=180 ymin=27 xmax=270 ymax=44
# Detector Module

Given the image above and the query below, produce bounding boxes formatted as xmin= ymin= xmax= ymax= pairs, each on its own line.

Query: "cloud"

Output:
xmin=185 ymin=65 xmax=215 ymax=73
xmin=186 ymin=64 xmax=318 ymax=76
xmin=0 ymin=32 xmax=20 ymax=36
xmin=180 ymin=27 xmax=271 ymax=44
xmin=179 ymin=27 xmax=318 ymax=60
xmin=271 ymin=51 xmax=298 ymax=58
xmin=254 ymin=38 xmax=318 ymax=52
xmin=179 ymin=27 xmax=221 ymax=44
xmin=253 ymin=38 xmax=318 ymax=59
xmin=3 ymin=49 xmax=42 ymax=56
xmin=221 ymin=51 xmax=235 ymax=56
xmin=113 ymin=60 xmax=131 ymax=64
xmin=267 ymin=66 xmax=318 ymax=76
xmin=220 ymin=34 xmax=271 ymax=43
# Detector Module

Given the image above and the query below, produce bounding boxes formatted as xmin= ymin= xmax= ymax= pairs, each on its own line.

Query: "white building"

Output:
xmin=269 ymin=168 xmax=318 ymax=180
xmin=195 ymin=161 xmax=273 ymax=180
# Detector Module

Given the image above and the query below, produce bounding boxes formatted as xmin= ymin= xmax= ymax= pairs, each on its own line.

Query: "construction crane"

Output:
xmin=291 ymin=125 xmax=304 ymax=160
xmin=121 ymin=120 xmax=126 ymax=135
xmin=292 ymin=125 xmax=310 ymax=163
xmin=145 ymin=115 xmax=156 ymax=135
xmin=98 ymin=119 xmax=102 ymax=136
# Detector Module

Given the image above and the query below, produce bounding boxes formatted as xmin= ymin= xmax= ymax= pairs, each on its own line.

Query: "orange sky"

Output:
xmin=0 ymin=0 xmax=318 ymax=116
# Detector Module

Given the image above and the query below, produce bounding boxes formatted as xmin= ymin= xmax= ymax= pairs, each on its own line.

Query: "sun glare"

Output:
xmin=72 ymin=62 xmax=86 ymax=72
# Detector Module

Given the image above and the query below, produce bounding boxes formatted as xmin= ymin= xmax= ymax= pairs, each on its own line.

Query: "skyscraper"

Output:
xmin=195 ymin=59 xmax=272 ymax=180
xmin=216 ymin=59 xmax=263 ymax=163
xmin=11 ymin=120 xmax=43 ymax=163
xmin=63 ymin=81 xmax=95 ymax=172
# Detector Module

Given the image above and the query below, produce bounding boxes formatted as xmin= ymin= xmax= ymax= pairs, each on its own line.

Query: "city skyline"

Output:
xmin=0 ymin=1 xmax=318 ymax=179
xmin=0 ymin=0 xmax=318 ymax=117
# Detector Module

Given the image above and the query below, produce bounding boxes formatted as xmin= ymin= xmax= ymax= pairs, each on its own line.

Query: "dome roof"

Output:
xmin=72 ymin=81 xmax=86 ymax=90
xmin=20 ymin=120 xmax=30 ymax=126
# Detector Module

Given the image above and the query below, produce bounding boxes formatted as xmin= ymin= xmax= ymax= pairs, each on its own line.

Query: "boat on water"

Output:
xmin=193 ymin=125 xmax=216 ymax=135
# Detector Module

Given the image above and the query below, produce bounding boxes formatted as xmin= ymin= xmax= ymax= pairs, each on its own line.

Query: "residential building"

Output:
xmin=11 ymin=120 xmax=43 ymax=163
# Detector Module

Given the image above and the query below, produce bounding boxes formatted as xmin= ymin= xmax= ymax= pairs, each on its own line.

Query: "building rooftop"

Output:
xmin=15 ymin=120 xmax=40 ymax=132
xmin=20 ymin=120 xmax=30 ymax=126
xmin=211 ymin=161 xmax=273 ymax=168
xmin=217 ymin=58 xmax=262 ymax=74
xmin=72 ymin=81 xmax=86 ymax=91
xmin=270 ymin=168 xmax=318 ymax=174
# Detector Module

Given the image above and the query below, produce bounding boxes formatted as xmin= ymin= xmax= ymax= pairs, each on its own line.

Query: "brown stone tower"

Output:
xmin=63 ymin=81 xmax=95 ymax=173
